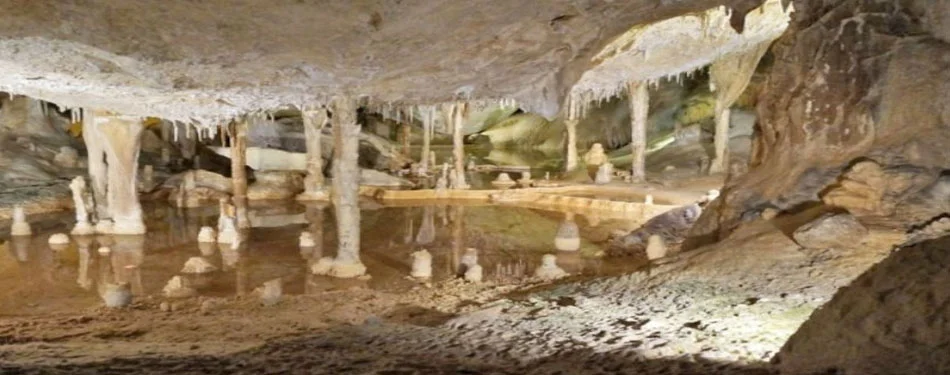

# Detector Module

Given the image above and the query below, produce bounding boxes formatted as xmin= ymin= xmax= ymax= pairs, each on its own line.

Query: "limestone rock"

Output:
xmin=645 ymin=235 xmax=668 ymax=260
xmin=360 ymin=169 xmax=413 ymax=188
xmin=47 ymin=233 xmax=70 ymax=245
xmin=180 ymin=257 xmax=217 ymax=274
xmin=310 ymin=256 xmax=367 ymax=279
xmin=248 ymin=171 xmax=305 ymax=200
xmin=163 ymin=276 xmax=197 ymax=298
xmin=792 ymin=213 xmax=868 ymax=250
xmin=255 ymin=278 xmax=282 ymax=306
xmin=101 ymin=283 xmax=132 ymax=308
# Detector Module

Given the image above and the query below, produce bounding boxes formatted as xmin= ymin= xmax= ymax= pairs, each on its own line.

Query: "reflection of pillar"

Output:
xmin=300 ymin=109 xmax=328 ymax=199
xmin=415 ymin=206 xmax=436 ymax=245
xmin=10 ymin=236 xmax=30 ymax=262
xmin=404 ymin=208 xmax=414 ymax=245
xmin=451 ymin=205 xmax=464 ymax=274
xmin=235 ymin=252 xmax=249 ymax=296
xmin=555 ymin=212 xmax=581 ymax=252
xmin=111 ymin=235 xmax=145 ymax=295
xmin=708 ymin=42 xmax=771 ymax=174
xmin=306 ymin=205 xmax=325 ymax=260
xmin=76 ymin=236 xmax=94 ymax=290
xmin=82 ymin=110 xmax=109 ymax=222
xmin=231 ymin=120 xmax=250 ymax=229
xmin=328 ymin=97 xmax=366 ymax=277
xmin=628 ymin=81 xmax=649 ymax=182
xmin=96 ymin=111 xmax=146 ymax=234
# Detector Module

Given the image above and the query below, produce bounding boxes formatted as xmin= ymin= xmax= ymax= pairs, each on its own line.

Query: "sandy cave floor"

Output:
xmin=0 ymin=198 xmax=905 ymax=374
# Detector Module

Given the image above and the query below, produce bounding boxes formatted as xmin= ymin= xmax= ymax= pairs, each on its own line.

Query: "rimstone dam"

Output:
xmin=0 ymin=1 xmax=949 ymax=374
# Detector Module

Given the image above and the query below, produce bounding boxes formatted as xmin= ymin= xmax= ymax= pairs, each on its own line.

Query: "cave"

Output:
xmin=1 ymin=1 xmax=948 ymax=374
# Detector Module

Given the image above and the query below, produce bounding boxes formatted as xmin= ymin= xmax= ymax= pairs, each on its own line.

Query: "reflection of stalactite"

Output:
xmin=111 ymin=235 xmax=145 ymax=295
xmin=493 ymin=259 xmax=529 ymax=282
xmin=403 ymin=208 xmax=414 ymax=245
xmin=305 ymin=205 xmax=325 ymax=260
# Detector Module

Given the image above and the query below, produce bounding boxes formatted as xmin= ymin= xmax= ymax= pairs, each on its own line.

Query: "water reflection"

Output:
xmin=0 ymin=201 xmax=647 ymax=314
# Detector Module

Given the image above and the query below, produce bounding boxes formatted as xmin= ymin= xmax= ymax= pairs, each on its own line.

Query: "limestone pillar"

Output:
xmin=299 ymin=108 xmax=329 ymax=200
xmin=420 ymin=107 xmax=434 ymax=173
xmin=628 ymin=81 xmax=649 ymax=182
xmin=708 ymin=41 xmax=771 ymax=174
xmin=449 ymin=102 xmax=468 ymax=189
xmin=565 ymin=119 xmax=579 ymax=172
xmin=96 ymin=111 xmax=146 ymax=235
xmin=327 ymin=97 xmax=366 ymax=278
xmin=82 ymin=110 xmax=109 ymax=223
xmin=231 ymin=120 xmax=250 ymax=229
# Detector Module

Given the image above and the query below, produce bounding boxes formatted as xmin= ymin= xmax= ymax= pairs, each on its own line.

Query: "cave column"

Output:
xmin=95 ymin=110 xmax=146 ymax=235
xmin=564 ymin=98 xmax=580 ymax=172
xmin=231 ymin=120 xmax=250 ymax=229
xmin=628 ymin=81 xmax=649 ymax=182
xmin=82 ymin=110 xmax=110 ymax=224
xmin=708 ymin=42 xmax=771 ymax=175
xmin=450 ymin=102 xmax=469 ymax=189
xmin=329 ymin=96 xmax=366 ymax=277
xmin=420 ymin=107 xmax=433 ymax=173
xmin=298 ymin=108 xmax=329 ymax=200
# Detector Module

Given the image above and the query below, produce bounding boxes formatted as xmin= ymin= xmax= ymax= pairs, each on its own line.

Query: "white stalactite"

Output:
xmin=628 ymin=81 xmax=650 ymax=182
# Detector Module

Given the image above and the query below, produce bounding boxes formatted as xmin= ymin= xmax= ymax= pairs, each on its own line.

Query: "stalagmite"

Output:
xmin=555 ymin=212 xmax=581 ymax=251
xmin=197 ymin=226 xmax=216 ymax=243
xmin=464 ymin=264 xmax=483 ymax=283
xmin=708 ymin=42 xmax=772 ymax=174
xmin=410 ymin=249 xmax=433 ymax=279
xmin=644 ymin=194 xmax=654 ymax=205
xmin=448 ymin=102 xmax=469 ymax=189
xmin=595 ymin=163 xmax=614 ymax=184
xmin=299 ymin=108 xmax=329 ymax=200
xmin=231 ymin=120 xmax=250 ymax=229
xmin=70 ymin=177 xmax=95 ymax=235
xmin=82 ymin=110 xmax=109 ymax=226
xmin=564 ymin=97 xmax=580 ymax=172
xmin=491 ymin=172 xmax=517 ymax=189
xmin=11 ymin=205 xmax=31 ymax=236
xmin=534 ymin=254 xmax=568 ymax=280
xmin=628 ymin=81 xmax=649 ymax=182
xmin=584 ymin=143 xmax=608 ymax=181
xmin=324 ymin=97 xmax=366 ymax=278
xmin=96 ymin=111 xmax=146 ymax=235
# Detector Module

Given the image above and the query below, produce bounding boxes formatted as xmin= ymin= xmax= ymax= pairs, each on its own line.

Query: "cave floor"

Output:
xmin=0 ymin=199 xmax=904 ymax=374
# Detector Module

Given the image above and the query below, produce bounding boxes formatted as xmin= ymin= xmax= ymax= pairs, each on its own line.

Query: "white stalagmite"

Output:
xmin=95 ymin=111 xmax=146 ymax=235
xmin=708 ymin=41 xmax=772 ymax=174
xmin=181 ymin=257 xmax=217 ymax=274
xmin=325 ymin=97 xmax=366 ymax=278
xmin=534 ymin=254 xmax=568 ymax=280
xmin=299 ymin=108 xmax=328 ymax=200
xmin=231 ymin=119 xmax=250 ymax=229
xmin=410 ymin=249 xmax=433 ymax=279
xmin=299 ymin=231 xmax=316 ymax=248
xmin=646 ymin=234 xmax=668 ymax=260
xmin=555 ymin=212 xmax=581 ymax=251
xmin=197 ymin=226 xmax=216 ymax=243
xmin=628 ymin=81 xmax=649 ymax=182
xmin=48 ymin=233 xmax=70 ymax=245
xmin=69 ymin=177 xmax=95 ymax=235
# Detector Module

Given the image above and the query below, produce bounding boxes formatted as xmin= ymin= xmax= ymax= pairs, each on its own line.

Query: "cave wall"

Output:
xmin=689 ymin=0 xmax=950 ymax=245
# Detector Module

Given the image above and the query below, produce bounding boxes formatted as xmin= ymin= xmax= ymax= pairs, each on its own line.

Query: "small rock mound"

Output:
xmin=792 ymin=213 xmax=868 ymax=249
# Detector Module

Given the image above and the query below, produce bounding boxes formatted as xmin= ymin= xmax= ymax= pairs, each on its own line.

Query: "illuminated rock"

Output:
xmin=410 ymin=249 xmax=432 ymax=279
